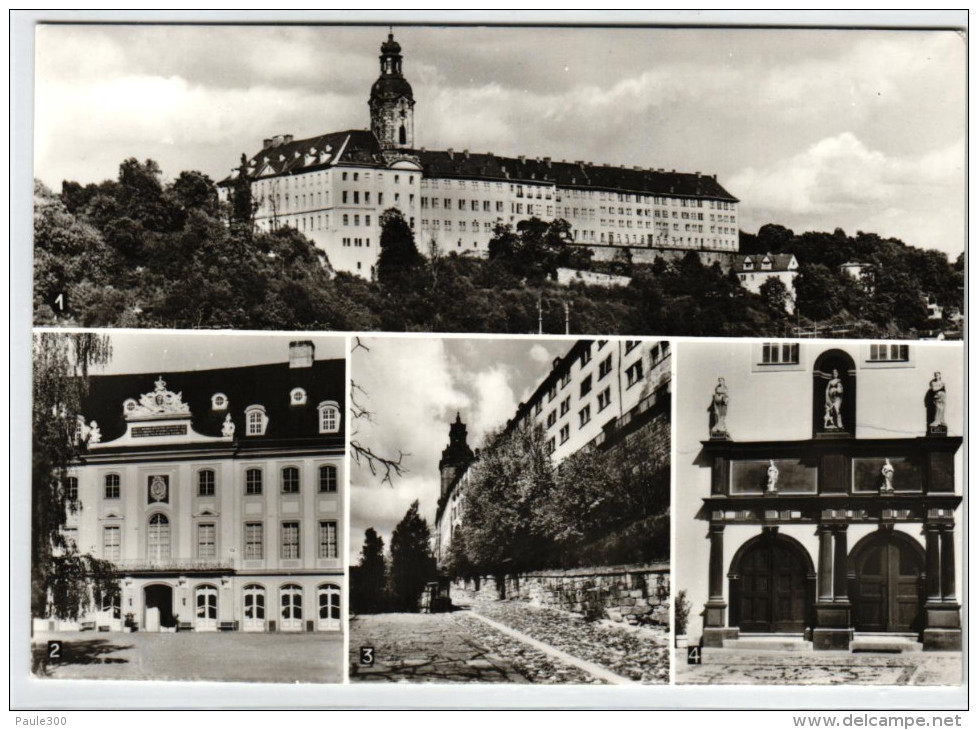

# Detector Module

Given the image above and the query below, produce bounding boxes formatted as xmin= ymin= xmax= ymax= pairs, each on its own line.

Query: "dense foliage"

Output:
xmin=35 ymin=160 xmax=962 ymax=337
xmin=32 ymin=332 xmax=119 ymax=622
xmin=388 ymin=501 xmax=439 ymax=612
xmin=450 ymin=420 xmax=670 ymax=582
xmin=350 ymin=527 xmax=388 ymax=614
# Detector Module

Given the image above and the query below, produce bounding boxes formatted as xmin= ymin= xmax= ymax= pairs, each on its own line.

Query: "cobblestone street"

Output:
xmin=676 ymin=649 xmax=962 ymax=686
xmin=350 ymin=601 xmax=670 ymax=684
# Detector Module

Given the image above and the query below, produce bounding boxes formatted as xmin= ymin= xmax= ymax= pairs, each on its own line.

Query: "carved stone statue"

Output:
xmin=221 ymin=413 xmax=236 ymax=438
xmin=928 ymin=372 xmax=947 ymax=429
xmin=766 ymin=460 xmax=779 ymax=493
xmin=88 ymin=420 xmax=102 ymax=445
xmin=823 ymin=369 xmax=844 ymax=430
xmin=881 ymin=458 xmax=894 ymax=493
xmin=709 ymin=377 xmax=729 ymax=437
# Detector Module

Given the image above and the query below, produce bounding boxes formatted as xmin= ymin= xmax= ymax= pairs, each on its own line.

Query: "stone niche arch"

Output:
xmin=812 ymin=349 xmax=856 ymax=438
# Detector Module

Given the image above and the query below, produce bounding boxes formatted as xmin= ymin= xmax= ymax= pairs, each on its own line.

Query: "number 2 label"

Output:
xmin=47 ymin=640 xmax=62 ymax=661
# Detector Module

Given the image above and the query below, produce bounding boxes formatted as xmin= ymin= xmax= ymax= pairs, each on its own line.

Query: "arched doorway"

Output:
xmin=317 ymin=584 xmax=341 ymax=631
xmin=850 ymin=531 xmax=924 ymax=633
xmin=194 ymin=584 xmax=218 ymax=632
xmin=730 ymin=533 xmax=813 ymax=633
xmin=143 ymin=584 xmax=175 ymax=631
xmin=243 ymin=584 xmax=266 ymax=632
xmin=280 ymin=584 xmax=303 ymax=632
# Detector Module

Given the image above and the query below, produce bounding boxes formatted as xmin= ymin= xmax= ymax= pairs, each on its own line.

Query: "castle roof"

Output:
xmin=78 ymin=356 xmax=345 ymax=455
xmin=223 ymin=131 xmax=738 ymax=202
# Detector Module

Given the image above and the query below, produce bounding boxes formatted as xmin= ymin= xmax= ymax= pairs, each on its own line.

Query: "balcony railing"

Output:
xmin=112 ymin=558 xmax=234 ymax=572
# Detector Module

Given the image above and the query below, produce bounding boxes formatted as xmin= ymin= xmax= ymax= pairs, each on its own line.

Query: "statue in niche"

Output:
xmin=222 ymin=413 xmax=235 ymax=438
xmin=709 ymin=377 xmax=729 ymax=437
xmin=766 ymin=460 xmax=779 ymax=493
xmin=823 ymin=369 xmax=844 ymax=430
xmin=926 ymin=372 xmax=947 ymax=430
xmin=88 ymin=420 xmax=102 ymax=445
xmin=881 ymin=458 xmax=895 ymax=493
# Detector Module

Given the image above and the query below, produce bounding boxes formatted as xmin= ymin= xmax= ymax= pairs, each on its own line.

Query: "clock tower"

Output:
xmin=369 ymin=31 xmax=415 ymax=151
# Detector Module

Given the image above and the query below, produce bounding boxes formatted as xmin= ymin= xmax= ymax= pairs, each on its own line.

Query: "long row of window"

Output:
xmin=100 ymin=516 xmax=338 ymax=561
xmin=91 ymin=466 xmax=338 ymax=500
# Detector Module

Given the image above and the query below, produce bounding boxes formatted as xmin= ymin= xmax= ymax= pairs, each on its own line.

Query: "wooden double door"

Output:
xmin=851 ymin=535 xmax=923 ymax=633
xmin=736 ymin=538 xmax=809 ymax=633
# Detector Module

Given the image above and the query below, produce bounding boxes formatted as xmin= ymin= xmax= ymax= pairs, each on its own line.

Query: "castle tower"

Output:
xmin=369 ymin=31 xmax=415 ymax=150
xmin=439 ymin=412 xmax=474 ymax=499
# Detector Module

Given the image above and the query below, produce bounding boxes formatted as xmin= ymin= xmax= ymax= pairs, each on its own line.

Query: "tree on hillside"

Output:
xmin=229 ymin=153 xmax=257 ymax=231
xmin=487 ymin=217 xmax=574 ymax=282
xmin=377 ymin=208 xmax=422 ymax=284
xmin=461 ymin=425 xmax=555 ymax=589
xmin=351 ymin=527 xmax=388 ymax=614
xmin=758 ymin=277 xmax=791 ymax=315
xmin=32 ymin=332 xmax=119 ymax=625
xmin=388 ymin=501 xmax=438 ymax=611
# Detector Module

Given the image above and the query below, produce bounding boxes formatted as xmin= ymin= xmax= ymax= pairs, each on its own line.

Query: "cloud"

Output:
xmin=730 ymin=133 xmax=964 ymax=255
xmin=467 ymin=367 xmax=518 ymax=445
xmin=529 ymin=344 xmax=551 ymax=364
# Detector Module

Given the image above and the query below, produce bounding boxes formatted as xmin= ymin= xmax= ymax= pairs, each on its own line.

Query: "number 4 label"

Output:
xmin=687 ymin=646 xmax=701 ymax=665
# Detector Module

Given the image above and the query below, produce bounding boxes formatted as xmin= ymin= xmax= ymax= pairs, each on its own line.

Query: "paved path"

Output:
xmin=349 ymin=611 xmax=597 ymax=683
xmin=472 ymin=601 xmax=670 ymax=683
xmin=33 ymin=631 xmax=344 ymax=684
xmin=676 ymin=649 xmax=962 ymax=686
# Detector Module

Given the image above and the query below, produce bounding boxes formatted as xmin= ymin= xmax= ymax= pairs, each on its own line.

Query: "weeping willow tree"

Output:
xmin=32 ymin=331 xmax=119 ymax=622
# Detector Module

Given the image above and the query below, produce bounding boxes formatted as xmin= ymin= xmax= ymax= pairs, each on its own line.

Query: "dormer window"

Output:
xmin=211 ymin=393 xmax=228 ymax=411
xmin=290 ymin=388 xmax=307 ymax=406
xmin=318 ymin=401 xmax=341 ymax=434
xmin=743 ymin=258 xmax=754 ymax=271
xmin=245 ymin=405 xmax=268 ymax=436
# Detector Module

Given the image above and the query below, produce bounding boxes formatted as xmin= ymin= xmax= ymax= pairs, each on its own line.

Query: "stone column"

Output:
xmin=925 ymin=524 xmax=942 ymax=601
xmin=708 ymin=524 xmax=724 ymax=601
xmin=832 ymin=525 xmax=848 ymax=602
xmin=702 ymin=523 xmax=735 ymax=647
xmin=817 ymin=524 xmax=834 ymax=601
xmin=940 ymin=527 xmax=956 ymax=602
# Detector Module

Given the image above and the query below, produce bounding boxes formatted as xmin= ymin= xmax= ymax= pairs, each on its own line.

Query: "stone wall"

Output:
xmin=454 ymin=563 xmax=670 ymax=627
xmin=574 ymin=244 xmax=737 ymax=271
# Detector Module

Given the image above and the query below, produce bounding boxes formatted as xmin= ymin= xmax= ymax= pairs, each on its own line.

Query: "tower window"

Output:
xmin=399 ymin=125 xmax=406 ymax=145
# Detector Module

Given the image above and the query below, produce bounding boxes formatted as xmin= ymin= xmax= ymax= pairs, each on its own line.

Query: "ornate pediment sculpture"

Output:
xmin=125 ymin=376 xmax=192 ymax=420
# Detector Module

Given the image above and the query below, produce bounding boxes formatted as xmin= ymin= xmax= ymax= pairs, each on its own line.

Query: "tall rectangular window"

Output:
xmin=104 ymin=474 xmax=120 ymax=499
xmin=626 ymin=360 xmax=645 ymax=387
xmin=65 ymin=477 xmax=78 ymax=502
xmin=198 ymin=469 xmax=215 ymax=497
xmin=597 ymin=387 xmax=612 ymax=411
xmin=580 ymin=375 xmax=592 ymax=397
xmin=245 ymin=468 xmax=263 ymax=495
xmin=319 ymin=465 xmax=337 ymax=493
xmin=281 ymin=467 xmax=300 ymax=494
xmin=559 ymin=424 xmax=570 ymax=444
xmin=102 ymin=526 xmax=120 ymax=560
xmin=281 ymin=522 xmax=300 ymax=560
xmin=599 ymin=355 xmax=613 ymax=379
xmin=579 ymin=405 xmax=591 ymax=427
xmin=197 ymin=523 xmax=216 ymax=559
xmin=244 ymin=522 xmax=263 ymax=560
xmin=319 ymin=521 xmax=338 ymax=559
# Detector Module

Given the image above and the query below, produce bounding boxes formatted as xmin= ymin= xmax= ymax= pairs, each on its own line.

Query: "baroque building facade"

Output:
xmin=38 ymin=341 xmax=345 ymax=635
xmin=435 ymin=338 xmax=671 ymax=565
xmin=219 ymin=33 xmax=739 ymax=278
xmin=676 ymin=341 xmax=962 ymax=651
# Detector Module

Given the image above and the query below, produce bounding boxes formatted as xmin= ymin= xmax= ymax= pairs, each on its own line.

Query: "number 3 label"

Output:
xmin=359 ymin=646 xmax=375 ymax=666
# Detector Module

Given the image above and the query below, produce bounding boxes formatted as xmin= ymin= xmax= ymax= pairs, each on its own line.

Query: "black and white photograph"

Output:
xmin=32 ymin=23 xmax=963 ymax=337
xmin=30 ymin=331 xmax=347 ymax=683
xmin=348 ymin=337 xmax=671 ymax=683
xmin=673 ymin=339 xmax=963 ymax=685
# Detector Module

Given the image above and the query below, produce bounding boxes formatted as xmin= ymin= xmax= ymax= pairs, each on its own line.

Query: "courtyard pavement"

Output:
xmin=32 ymin=631 xmax=345 ymax=684
xmin=675 ymin=648 xmax=962 ymax=686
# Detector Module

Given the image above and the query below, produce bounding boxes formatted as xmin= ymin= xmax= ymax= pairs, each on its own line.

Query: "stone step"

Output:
xmin=850 ymin=635 xmax=922 ymax=653
xmin=721 ymin=635 xmax=811 ymax=652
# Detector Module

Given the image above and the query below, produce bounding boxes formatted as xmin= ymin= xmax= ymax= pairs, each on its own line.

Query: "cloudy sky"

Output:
xmin=91 ymin=331 xmax=345 ymax=374
xmin=35 ymin=23 xmax=964 ymax=256
xmin=349 ymin=336 xmax=570 ymax=564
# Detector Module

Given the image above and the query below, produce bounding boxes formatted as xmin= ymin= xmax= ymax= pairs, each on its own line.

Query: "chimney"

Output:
xmin=552 ymin=357 xmax=561 ymax=369
xmin=544 ymin=157 xmax=552 ymax=168
xmin=420 ymin=146 xmax=426 ymax=152
xmin=447 ymin=148 xmax=454 ymax=159
xmin=289 ymin=340 xmax=315 ymax=368
xmin=284 ymin=134 xmax=294 ymax=144
xmin=463 ymin=149 xmax=469 ymax=158
xmin=695 ymin=171 xmax=701 ymax=177
xmin=263 ymin=138 xmax=273 ymax=149
xmin=518 ymin=155 xmax=526 ymax=164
